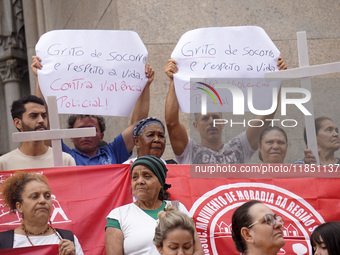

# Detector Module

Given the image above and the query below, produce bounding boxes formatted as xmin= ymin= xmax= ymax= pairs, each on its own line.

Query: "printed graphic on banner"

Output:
xmin=1 ymin=165 xmax=338 ymax=255
xmin=190 ymin=183 xmax=324 ymax=255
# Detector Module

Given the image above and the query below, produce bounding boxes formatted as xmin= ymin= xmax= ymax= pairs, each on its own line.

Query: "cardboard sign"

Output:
xmin=36 ymin=30 xmax=148 ymax=116
xmin=171 ymin=26 xmax=281 ymax=113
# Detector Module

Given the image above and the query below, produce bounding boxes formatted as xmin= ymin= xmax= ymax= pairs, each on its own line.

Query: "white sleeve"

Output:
xmin=74 ymin=235 xmax=84 ymax=255
xmin=175 ymin=139 xmax=192 ymax=164
xmin=238 ymin=131 xmax=255 ymax=163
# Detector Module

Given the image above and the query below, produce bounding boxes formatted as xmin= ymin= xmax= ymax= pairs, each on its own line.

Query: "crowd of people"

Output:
xmin=0 ymin=53 xmax=338 ymax=255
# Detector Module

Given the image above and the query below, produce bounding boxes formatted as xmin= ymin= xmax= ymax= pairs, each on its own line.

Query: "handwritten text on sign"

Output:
xmin=171 ymin=26 xmax=281 ymax=113
xmin=36 ymin=30 xmax=148 ymax=116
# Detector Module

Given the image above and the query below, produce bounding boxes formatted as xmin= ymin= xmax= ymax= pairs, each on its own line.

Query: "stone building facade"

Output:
xmin=0 ymin=0 xmax=339 ymax=163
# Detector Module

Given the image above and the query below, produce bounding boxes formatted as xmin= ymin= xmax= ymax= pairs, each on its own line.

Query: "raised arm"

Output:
xmin=121 ymin=63 xmax=154 ymax=153
xmin=31 ymin=56 xmax=52 ymax=146
xmin=164 ymin=59 xmax=189 ymax=156
xmin=246 ymin=56 xmax=287 ymax=150
xmin=31 ymin=56 xmax=44 ymax=100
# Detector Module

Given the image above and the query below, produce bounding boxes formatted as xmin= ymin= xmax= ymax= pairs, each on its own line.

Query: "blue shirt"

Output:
xmin=62 ymin=134 xmax=131 ymax=165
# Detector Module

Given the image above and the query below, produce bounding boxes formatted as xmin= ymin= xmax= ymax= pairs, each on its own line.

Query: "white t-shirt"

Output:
xmin=13 ymin=233 xmax=84 ymax=255
xmin=0 ymin=147 xmax=76 ymax=171
xmin=107 ymin=201 xmax=190 ymax=255
xmin=176 ymin=131 xmax=254 ymax=164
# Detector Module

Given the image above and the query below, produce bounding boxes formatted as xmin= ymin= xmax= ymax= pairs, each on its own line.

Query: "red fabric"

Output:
xmin=0 ymin=164 xmax=339 ymax=255
xmin=0 ymin=165 xmax=132 ymax=255
xmin=167 ymin=165 xmax=340 ymax=255
xmin=0 ymin=244 xmax=58 ymax=255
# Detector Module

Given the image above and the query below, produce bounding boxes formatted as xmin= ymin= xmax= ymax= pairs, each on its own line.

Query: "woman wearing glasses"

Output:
xmin=231 ymin=200 xmax=285 ymax=255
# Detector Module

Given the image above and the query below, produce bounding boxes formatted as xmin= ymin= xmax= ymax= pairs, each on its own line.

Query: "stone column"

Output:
xmin=0 ymin=0 xmax=27 ymax=152
xmin=0 ymin=59 xmax=23 ymax=150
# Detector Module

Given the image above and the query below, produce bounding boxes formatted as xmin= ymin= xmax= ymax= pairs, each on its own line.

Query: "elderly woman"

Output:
xmin=0 ymin=171 xmax=83 ymax=254
xmin=154 ymin=206 xmax=196 ymax=255
xmin=295 ymin=117 xmax=340 ymax=165
xmin=124 ymin=117 xmax=174 ymax=164
xmin=310 ymin=221 xmax=340 ymax=255
xmin=105 ymin=155 xmax=203 ymax=255
xmin=258 ymin=126 xmax=288 ymax=163
xmin=232 ymin=200 xmax=285 ymax=255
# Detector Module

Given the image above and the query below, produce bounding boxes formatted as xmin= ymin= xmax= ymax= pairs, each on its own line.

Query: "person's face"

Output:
xmin=135 ymin=123 xmax=166 ymax=158
xmin=313 ymin=237 xmax=328 ymax=255
xmin=14 ymin=102 xmax=48 ymax=132
xmin=316 ymin=120 xmax=340 ymax=151
xmin=193 ymin=113 xmax=224 ymax=143
xmin=245 ymin=203 xmax=285 ymax=253
xmin=16 ymin=181 xmax=52 ymax=224
xmin=70 ymin=117 xmax=104 ymax=155
xmin=259 ymin=130 xmax=287 ymax=163
xmin=131 ymin=165 xmax=162 ymax=202
xmin=157 ymin=228 xmax=194 ymax=255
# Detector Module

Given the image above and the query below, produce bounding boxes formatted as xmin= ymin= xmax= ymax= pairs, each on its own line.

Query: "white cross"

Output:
xmin=265 ymin=31 xmax=340 ymax=164
xmin=12 ymin=96 xmax=96 ymax=167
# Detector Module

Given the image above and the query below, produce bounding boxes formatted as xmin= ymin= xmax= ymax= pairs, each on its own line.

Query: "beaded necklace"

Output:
xmin=21 ymin=222 xmax=61 ymax=246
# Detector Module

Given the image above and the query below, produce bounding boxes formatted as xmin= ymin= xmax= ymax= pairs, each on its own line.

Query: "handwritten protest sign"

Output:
xmin=36 ymin=30 xmax=148 ymax=116
xmin=171 ymin=26 xmax=281 ymax=113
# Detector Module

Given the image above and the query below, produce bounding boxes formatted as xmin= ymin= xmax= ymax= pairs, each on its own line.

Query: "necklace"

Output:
xmin=21 ymin=222 xmax=61 ymax=246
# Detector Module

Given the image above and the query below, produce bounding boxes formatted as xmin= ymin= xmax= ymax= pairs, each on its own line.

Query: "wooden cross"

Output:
xmin=265 ymin=31 xmax=340 ymax=164
xmin=12 ymin=96 xmax=96 ymax=167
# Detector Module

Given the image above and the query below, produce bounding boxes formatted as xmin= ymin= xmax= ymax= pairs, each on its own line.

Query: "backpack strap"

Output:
xmin=0 ymin=229 xmax=75 ymax=249
xmin=0 ymin=229 xmax=14 ymax=249
xmin=55 ymin=229 xmax=74 ymax=243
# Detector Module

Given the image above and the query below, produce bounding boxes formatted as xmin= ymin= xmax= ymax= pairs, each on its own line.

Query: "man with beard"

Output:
xmin=0 ymin=95 xmax=75 ymax=171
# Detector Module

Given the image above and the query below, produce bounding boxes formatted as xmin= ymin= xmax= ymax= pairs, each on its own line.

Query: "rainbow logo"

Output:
xmin=196 ymin=82 xmax=223 ymax=106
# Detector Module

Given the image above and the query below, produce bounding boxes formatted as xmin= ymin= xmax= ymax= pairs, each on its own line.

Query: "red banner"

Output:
xmin=167 ymin=166 xmax=340 ymax=255
xmin=0 ymin=165 xmax=132 ymax=255
xmin=1 ymin=165 xmax=339 ymax=255
xmin=0 ymin=244 xmax=58 ymax=255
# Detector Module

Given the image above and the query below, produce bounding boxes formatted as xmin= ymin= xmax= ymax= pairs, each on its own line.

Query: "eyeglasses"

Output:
xmin=248 ymin=214 xmax=284 ymax=228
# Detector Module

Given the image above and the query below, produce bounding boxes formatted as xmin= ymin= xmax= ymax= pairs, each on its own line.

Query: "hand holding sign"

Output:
xmin=35 ymin=30 xmax=149 ymax=116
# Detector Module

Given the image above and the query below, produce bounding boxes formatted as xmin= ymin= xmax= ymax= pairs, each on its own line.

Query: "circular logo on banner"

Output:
xmin=190 ymin=183 xmax=324 ymax=255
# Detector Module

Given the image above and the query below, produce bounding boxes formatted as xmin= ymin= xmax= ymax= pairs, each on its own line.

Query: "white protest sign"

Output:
xmin=171 ymin=26 xmax=281 ymax=113
xmin=36 ymin=30 xmax=148 ymax=116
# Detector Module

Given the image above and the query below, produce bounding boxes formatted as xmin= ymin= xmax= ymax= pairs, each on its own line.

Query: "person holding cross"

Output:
xmin=31 ymin=56 xmax=154 ymax=165
xmin=295 ymin=116 xmax=340 ymax=165
xmin=0 ymin=95 xmax=76 ymax=171
xmin=164 ymin=58 xmax=287 ymax=164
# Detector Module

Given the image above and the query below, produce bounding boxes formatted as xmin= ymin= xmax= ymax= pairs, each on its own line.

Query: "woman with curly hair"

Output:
xmin=0 ymin=171 xmax=83 ymax=254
